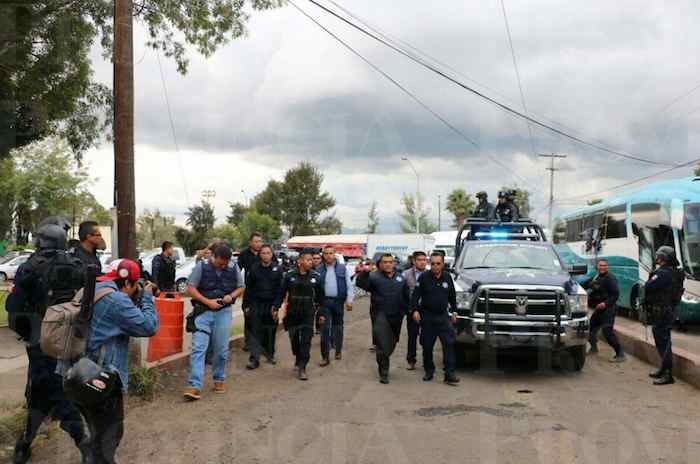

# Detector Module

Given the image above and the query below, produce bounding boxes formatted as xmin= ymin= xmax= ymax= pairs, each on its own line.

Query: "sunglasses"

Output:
xmin=430 ymin=261 xmax=443 ymax=266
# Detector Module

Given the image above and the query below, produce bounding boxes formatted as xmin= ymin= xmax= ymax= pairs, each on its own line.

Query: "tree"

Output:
xmin=1 ymin=1 xmax=284 ymax=158
xmin=227 ymin=202 xmax=248 ymax=225
xmin=136 ymin=209 xmax=176 ymax=250
xmin=186 ymin=201 xmax=216 ymax=236
xmin=209 ymin=223 xmax=239 ymax=248
xmin=174 ymin=227 xmax=202 ymax=256
xmin=252 ymin=162 xmax=336 ymax=236
xmin=446 ymin=189 xmax=475 ymax=227
xmin=317 ymin=214 xmax=343 ymax=235
xmin=587 ymin=198 xmax=603 ymax=206
xmin=235 ymin=211 xmax=283 ymax=247
xmin=366 ymin=201 xmax=380 ymax=233
xmin=0 ymin=157 xmax=16 ymax=240
xmin=399 ymin=193 xmax=437 ymax=234
xmin=501 ymin=186 xmax=531 ymax=218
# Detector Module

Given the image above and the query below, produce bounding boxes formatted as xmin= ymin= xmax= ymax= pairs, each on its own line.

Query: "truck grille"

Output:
xmin=474 ymin=287 xmax=566 ymax=318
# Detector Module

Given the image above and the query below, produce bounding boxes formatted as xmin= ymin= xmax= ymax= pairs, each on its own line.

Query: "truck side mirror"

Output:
xmin=568 ymin=264 xmax=588 ymax=276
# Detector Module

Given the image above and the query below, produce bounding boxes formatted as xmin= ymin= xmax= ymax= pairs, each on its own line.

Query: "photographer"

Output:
xmin=86 ymin=259 xmax=159 ymax=463
xmin=184 ymin=245 xmax=244 ymax=400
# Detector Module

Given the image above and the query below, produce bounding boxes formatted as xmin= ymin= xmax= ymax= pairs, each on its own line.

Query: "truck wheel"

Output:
xmin=566 ymin=346 xmax=586 ymax=371
xmin=455 ymin=344 xmax=479 ymax=368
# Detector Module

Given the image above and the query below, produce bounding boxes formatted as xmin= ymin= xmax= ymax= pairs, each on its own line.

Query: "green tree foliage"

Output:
xmin=366 ymin=201 xmax=379 ymax=233
xmin=209 ymin=223 xmax=239 ymax=248
xmin=1 ymin=1 xmax=283 ymax=158
xmin=317 ymin=214 xmax=343 ymax=235
xmin=186 ymin=201 xmax=216 ymax=236
xmin=252 ymin=162 xmax=336 ymax=236
xmin=695 ymin=164 xmax=700 ymax=177
xmin=235 ymin=211 xmax=283 ymax=247
xmin=174 ymin=227 xmax=202 ymax=256
xmin=501 ymin=186 xmax=531 ymax=218
xmin=0 ymin=157 xmax=16 ymax=240
xmin=399 ymin=193 xmax=437 ymax=234
xmin=136 ymin=209 xmax=176 ymax=250
xmin=226 ymin=202 xmax=248 ymax=225
xmin=446 ymin=189 xmax=475 ymax=227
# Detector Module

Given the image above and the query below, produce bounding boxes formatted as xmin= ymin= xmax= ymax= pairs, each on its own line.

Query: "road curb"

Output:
xmin=146 ymin=334 xmax=246 ymax=373
xmin=615 ymin=325 xmax=700 ymax=389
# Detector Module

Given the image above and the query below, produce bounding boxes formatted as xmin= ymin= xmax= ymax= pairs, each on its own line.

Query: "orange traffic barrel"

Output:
xmin=147 ymin=292 xmax=184 ymax=362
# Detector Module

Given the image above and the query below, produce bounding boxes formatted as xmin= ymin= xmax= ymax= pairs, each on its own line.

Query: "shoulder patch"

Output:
xmin=442 ymin=282 xmax=449 ymax=289
xmin=396 ymin=276 xmax=403 ymax=282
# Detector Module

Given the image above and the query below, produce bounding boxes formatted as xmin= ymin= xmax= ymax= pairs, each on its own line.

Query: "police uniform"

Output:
xmin=494 ymin=201 xmax=518 ymax=222
xmin=275 ymin=269 xmax=324 ymax=375
xmin=6 ymin=252 xmax=88 ymax=463
xmin=243 ymin=260 xmax=284 ymax=365
xmin=474 ymin=200 xmax=495 ymax=219
xmin=152 ymin=253 xmax=176 ymax=291
xmin=644 ymin=265 xmax=676 ymax=381
xmin=410 ymin=271 xmax=459 ymax=382
xmin=582 ymin=271 xmax=625 ymax=358
xmin=356 ymin=269 xmax=410 ymax=382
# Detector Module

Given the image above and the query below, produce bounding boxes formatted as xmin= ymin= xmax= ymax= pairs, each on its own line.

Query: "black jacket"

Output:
xmin=275 ymin=269 xmax=324 ymax=326
xmin=243 ymin=261 xmax=284 ymax=308
xmin=474 ymin=201 xmax=495 ymax=220
xmin=152 ymin=253 xmax=176 ymax=290
xmin=410 ymin=271 xmax=457 ymax=318
xmin=356 ymin=270 xmax=410 ymax=317
xmin=644 ymin=266 xmax=674 ymax=307
xmin=582 ymin=272 xmax=619 ymax=310
xmin=72 ymin=244 xmax=102 ymax=275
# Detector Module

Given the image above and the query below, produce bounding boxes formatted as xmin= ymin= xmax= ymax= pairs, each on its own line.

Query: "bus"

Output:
xmin=554 ymin=176 xmax=700 ymax=324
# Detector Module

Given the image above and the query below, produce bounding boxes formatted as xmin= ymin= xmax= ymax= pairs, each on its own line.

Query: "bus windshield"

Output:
xmin=681 ymin=203 xmax=700 ymax=278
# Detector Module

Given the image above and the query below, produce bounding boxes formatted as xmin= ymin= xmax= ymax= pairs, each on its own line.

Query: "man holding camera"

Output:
xmin=184 ymin=245 xmax=244 ymax=400
xmin=86 ymin=259 xmax=160 ymax=463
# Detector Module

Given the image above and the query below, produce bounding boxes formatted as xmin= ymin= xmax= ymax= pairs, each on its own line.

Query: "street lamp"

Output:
xmin=241 ymin=189 xmax=248 ymax=207
xmin=402 ymin=156 xmax=420 ymax=234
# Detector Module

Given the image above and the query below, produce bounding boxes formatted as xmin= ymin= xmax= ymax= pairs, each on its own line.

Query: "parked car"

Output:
xmin=174 ymin=256 xmax=242 ymax=293
xmin=141 ymin=247 xmax=187 ymax=280
xmin=0 ymin=254 xmax=30 ymax=282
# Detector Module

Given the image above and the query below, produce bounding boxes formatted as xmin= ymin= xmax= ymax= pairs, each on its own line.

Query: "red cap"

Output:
xmin=97 ymin=259 xmax=141 ymax=283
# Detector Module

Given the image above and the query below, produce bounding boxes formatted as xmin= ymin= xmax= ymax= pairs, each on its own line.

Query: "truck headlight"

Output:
xmin=456 ymin=291 xmax=473 ymax=310
xmin=568 ymin=294 xmax=588 ymax=316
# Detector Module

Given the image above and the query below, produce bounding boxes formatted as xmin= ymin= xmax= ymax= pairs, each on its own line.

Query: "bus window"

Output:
xmin=632 ymin=203 xmax=675 ymax=270
xmin=603 ymin=204 xmax=627 ymax=239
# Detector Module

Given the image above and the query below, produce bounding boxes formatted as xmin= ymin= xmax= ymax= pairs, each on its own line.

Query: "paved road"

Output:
xmin=27 ymin=298 xmax=700 ymax=463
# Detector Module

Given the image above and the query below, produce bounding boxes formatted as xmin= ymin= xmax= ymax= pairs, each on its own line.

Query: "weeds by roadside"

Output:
xmin=128 ymin=367 xmax=161 ymax=401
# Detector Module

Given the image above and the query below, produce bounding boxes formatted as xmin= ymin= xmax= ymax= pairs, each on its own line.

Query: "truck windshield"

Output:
xmin=680 ymin=203 xmax=700 ymax=279
xmin=462 ymin=244 xmax=563 ymax=271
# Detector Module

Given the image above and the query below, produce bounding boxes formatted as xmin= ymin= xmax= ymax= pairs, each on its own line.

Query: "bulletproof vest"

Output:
xmin=29 ymin=250 xmax=84 ymax=313
xmin=286 ymin=271 xmax=318 ymax=315
xmin=495 ymin=203 xmax=515 ymax=222
xmin=197 ymin=263 xmax=238 ymax=299
xmin=156 ymin=254 xmax=176 ymax=285
xmin=587 ymin=274 xmax=609 ymax=307
xmin=318 ymin=262 xmax=347 ymax=299
xmin=475 ymin=202 xmax=493 ymax=219
xmin=645 ymin=268 xmax=673 ymax=307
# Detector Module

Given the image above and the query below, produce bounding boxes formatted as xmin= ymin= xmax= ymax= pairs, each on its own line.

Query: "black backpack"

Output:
xmin=671 ymin=267 xmax=685 ymax=307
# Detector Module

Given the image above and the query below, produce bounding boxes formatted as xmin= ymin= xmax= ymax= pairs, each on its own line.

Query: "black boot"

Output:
xmin=423 ymin=372 xmax=434 ymax=382
xmin=297 ymin=368 xmax=308 ymax=381
xmin=76 ymin=436 xmax=92 ymax=464
xmin=379 ymin=368 xmax=389 ymax=384
xmin=13 ymin=440 xmax=31 ymax=464
xmin=649 ymin=369 xmax=664 ymax=379
xmin=653 ymin=372 xmax=675 ymax=386
xmin=444 ymin=374 xmax=460 ymax=386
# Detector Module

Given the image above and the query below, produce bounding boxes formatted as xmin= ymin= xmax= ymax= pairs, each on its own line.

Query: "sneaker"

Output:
xmin=335 ymin=352 xmax=342 ymax=361
xmin=298 ymin=368 xmax=308 ymax=381
xmin=183 ymin=388 xmax=202 ymax=401
xmin=246 ymin=360 xmax=260 ymax=370
xmin=609 ymin=355 xmax=626 ymax=363
xmin=379 ymin=374 xmax=390 ymax=384
xmin=319 ymin=358 xmax=330 ymax=367
xmin=423 ymin=372 xmax=434 ymax=382
xmin=444 ymin=375 xmax=460 ymax=386
xmin=407 ymin=362 xmax=416 ymax=371
xmin=653 ymin=374 xmax=675 ymax=386
xmin=213 ymin=382 xmax=225 ymax=394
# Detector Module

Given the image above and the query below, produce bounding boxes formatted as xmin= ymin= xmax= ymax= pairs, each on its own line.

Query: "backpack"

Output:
xmin=671 ymin=267 xmax=685 ymax=307
xmin=40 ymin=286 xmax=113 ymax=362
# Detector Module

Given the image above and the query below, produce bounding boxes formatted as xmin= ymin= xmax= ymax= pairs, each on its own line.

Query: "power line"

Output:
xmin=656 ymin=80 xmax=700 ymax=114
xmin=499 ymin=0 xmax=536 ymax=158
xmin=307 ymin=0 xmax=676 ymax=168
xmin=288 ymin=0 xmax=544 ymax=195
xmin=558 ymin=157 xmax=700 ymax=202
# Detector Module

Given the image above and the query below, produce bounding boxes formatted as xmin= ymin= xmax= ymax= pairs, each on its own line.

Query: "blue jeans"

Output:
xmin=188 ymin=307 xmax=233 ymax=389
xmin=320 ymin=298 xmax=344 ymax=359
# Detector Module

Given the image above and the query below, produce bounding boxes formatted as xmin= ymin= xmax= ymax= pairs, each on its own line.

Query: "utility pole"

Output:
xmin=538 ymin=153 xmax=567 ymax=231
xmin=438 ymin=194 xmax=442 ymax=230
xmin=114 ymin=0 xmax=136 ymax=259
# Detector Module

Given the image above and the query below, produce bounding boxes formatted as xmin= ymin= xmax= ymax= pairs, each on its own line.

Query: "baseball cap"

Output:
xmin=97 ymin=259 xmax=141 ymax=282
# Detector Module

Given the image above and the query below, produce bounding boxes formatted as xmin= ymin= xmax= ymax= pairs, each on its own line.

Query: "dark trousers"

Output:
xmin=421 ymin=316 xmax=457 ymax=377
xmin=320 ymin=298 xmax=345 ymax=359
xmin=589 ymin=306 xmax=624 ymax=356
xmin=16 ymin=346 xmax=85 ymax=452
xmin=406 ymin=316 xmax=421 ymax=364
xmin=288 ymin=324 xmax=314 ymax=369
xmin=81 ymin=384 xmax=124 ymax=464
xmin=247 ymin=301 xmax=278 ymax=362
xmin=652 ymin=309 xmax=674 ymax=373
xmin=372 ymin=312 xmax=404 ymax=375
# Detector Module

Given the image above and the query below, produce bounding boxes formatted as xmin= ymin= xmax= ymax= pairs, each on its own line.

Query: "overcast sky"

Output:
xmin=84 ymin=0 xmax=700 ymax=232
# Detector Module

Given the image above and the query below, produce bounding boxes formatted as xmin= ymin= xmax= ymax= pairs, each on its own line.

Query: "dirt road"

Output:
xmin=29 ymin=299 xmax=700 ymax=463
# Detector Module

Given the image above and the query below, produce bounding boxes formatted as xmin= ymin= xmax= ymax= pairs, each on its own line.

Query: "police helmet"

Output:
xmin=498 ymin=191 xmax=507 ymax=199
xmin=476 ymin=191 xmax=488 ymax=200
xmin=33 ymin=223 xmax=68 ymax=250
xmin=655 ymin=246 xmax=676 ymax=264
xmin=38 ymin=215 xmax=72 ymax=233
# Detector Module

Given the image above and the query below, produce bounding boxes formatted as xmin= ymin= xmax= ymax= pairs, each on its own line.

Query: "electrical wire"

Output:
xmin=656 ymin=80 xmax=700 ymax=114
xmin=307 ymin=0 xmax=677 ymax=168
xmin=499 ymin=0 xmax=536 ymax=158
xmin=288 ymin=0 xmax=544 ymax=195
xmin=155 ymin=49 xmax=191 ymax=207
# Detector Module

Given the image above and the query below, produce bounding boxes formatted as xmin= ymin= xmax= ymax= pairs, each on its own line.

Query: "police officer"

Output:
xmin=5 ymin=219 xmax=89 ymax=463
xmin=582 ymin=259 xmax=626 ymax=362
xmin=402 ymin=251 xmax=428 ymax=370
xmin=644 ymin=246 xmax=681 ymax=385
xmin=318 ymin=245 xmax=354 ymax=365
xmin=73 ymin=220 xmax=105 ymax=273
xmin=274 ymin=249 xmax=324 ymax=381
xmin=356 ymin=254 xmax=410 ymax=384
xmin=242 ymin=244 xmax=284 ymax=368
xmin=183 ymin=245 xmax=245 ymax=400
xmin=151 ymin=241 xmax=177 ymax=291
xmin=474 ymin=191 xmax=495 ymax=219
xmin=494 ymin=191 xmax=519 ymax=222
xmin=410 ymin=252 xmax=460 ymax=385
